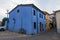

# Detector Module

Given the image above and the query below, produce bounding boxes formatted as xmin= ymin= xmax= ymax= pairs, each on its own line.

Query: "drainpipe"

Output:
xmin=37 ymin=12 xmax=38 ymax=34
xmin=21 ymin=8 xmax=22 ymax=31
xmin=21 ymin=16 xmax=22 ymax=29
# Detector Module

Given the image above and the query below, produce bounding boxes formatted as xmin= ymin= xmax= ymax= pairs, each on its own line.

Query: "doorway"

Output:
xmin=40 ymin=22 xmax=44 ymax=32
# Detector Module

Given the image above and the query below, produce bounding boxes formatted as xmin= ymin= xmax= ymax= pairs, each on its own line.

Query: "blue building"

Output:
xmin=8 ymin=4 xmax=46 ymax=34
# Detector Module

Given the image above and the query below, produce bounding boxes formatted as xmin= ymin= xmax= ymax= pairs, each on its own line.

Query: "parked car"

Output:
xmin=0 ymin=26 xmax=6 ymax=31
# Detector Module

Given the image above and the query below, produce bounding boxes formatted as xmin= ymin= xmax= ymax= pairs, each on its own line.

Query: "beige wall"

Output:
xmin=45 ymin=13 xmax=50 ymax=30
xmin=44 ymin=11 xmax=51 ymax=30
xmin=56 ymin=12 xmax=60 ymax=33
xmin=46 ymin=14 xmax=50 ymax=20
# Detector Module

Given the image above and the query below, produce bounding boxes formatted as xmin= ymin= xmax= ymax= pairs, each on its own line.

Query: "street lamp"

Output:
xmin=5 ymin=10 xmax=9 ymax=30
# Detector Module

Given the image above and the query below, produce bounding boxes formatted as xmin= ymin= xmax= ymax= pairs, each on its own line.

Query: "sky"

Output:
xmin=0 ymin=0 xmax=60 ymax=21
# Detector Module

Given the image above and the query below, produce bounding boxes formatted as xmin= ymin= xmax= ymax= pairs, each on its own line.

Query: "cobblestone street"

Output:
xmin=0 ymin=29 xmax=60 ymax=40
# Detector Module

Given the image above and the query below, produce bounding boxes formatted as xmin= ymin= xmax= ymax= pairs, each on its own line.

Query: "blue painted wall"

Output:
xmin=8 ymin=4 xmax=46 ymax=34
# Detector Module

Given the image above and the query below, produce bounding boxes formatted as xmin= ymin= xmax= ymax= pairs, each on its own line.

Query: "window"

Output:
xmin=41 ymin=14 xmax=43 ymax=18
xmin=33 ymin=10 xmax=35 ymax=15
xmin=12 ymin=18 xmax=15 ymax=24
xmin=17 ymin=9 xmax=19 ymax=13
xmin=39 ymin=14 xmax=41 ymax=18
xmin=44 ymin=16 xmax=46 ymax=19
xmin=34 ymin=22 xmax=36 ymax=29
xmin=39 ymin=14 xmax=43 ymax=18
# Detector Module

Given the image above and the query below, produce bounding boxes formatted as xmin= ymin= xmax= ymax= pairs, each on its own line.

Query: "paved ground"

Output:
xmin=0 ymin=29 xmax=60 ymax=40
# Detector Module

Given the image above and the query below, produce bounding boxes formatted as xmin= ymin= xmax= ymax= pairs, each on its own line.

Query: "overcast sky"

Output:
xmin=0 ymin=0 xmax=60 ymax=21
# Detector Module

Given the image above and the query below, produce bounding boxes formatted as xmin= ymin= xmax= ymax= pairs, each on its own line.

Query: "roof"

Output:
xmin=53 ymin=10 xmax=60 ymax=13
xmin=8 ymin=4 xmax=45 ymax=15
xmin=52 ymin=10 xmax=60 ymax=15
xmin=43 ymin=11 xmax=50 ymax=15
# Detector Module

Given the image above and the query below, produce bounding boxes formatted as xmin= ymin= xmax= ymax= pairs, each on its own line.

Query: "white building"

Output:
xmin=54 ymin=10 xmax=60 ymax=33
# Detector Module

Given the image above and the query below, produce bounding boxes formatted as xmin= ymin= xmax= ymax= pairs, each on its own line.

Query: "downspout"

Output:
xmin=21 ymin=7 xmax=22 ymax=30
xmin=37 ymin=11 xmax=38 ymax=34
